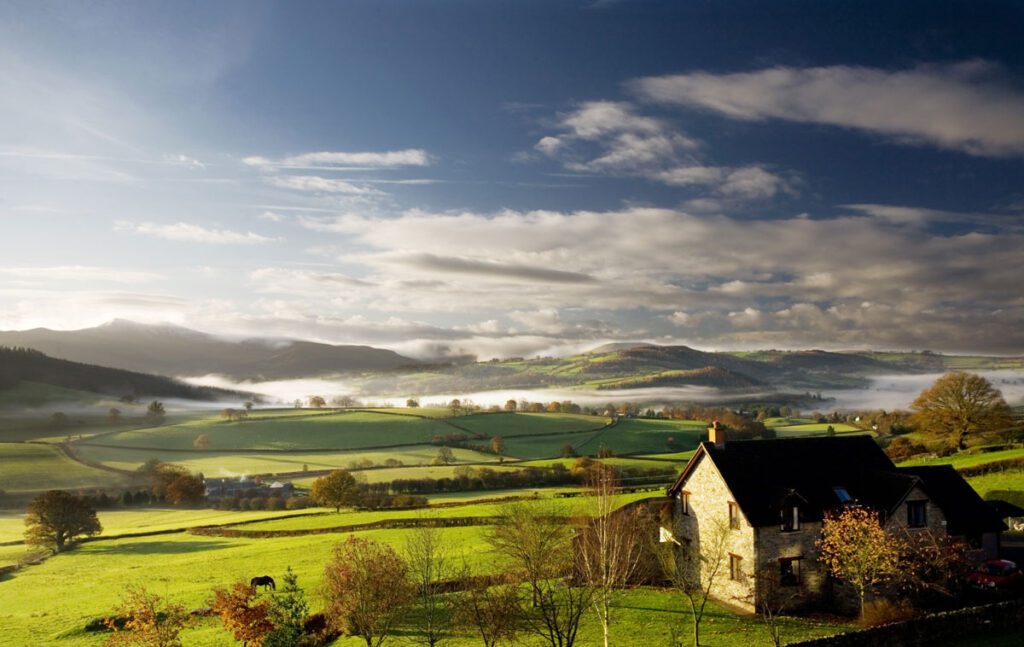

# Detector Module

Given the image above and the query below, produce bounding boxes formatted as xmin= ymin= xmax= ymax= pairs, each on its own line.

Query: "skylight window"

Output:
xmin=833 ymin=486 xmax=852 ymax=503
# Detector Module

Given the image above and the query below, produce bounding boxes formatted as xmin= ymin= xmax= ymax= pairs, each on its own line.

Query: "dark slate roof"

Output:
xmin=669 ymin=436 xmax=916 ymax=527
xmin=898 ymin=465 xmax=1007 ymax=534
xmin=987 ymin=499 xmax=1024 ymax=519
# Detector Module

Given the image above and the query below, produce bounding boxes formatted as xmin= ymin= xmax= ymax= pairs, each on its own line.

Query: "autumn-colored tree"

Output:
xmin=546 ymin=401 xmax=561 ymax=413
xmin=817 ymin=505 xmax=901 ymax=618
xmin=193 ymin=434 xmax=210 ymax=449
xmin=323 ymin=537 xmax=413 ymax=647
xmin=25 ymin=490 xmax=102 ymax=552
xmin=491 ymin=435 xmax=505 ymax=463
xmin=309 ymin=395 xmax=327 ymax=408
xmin=504 ymin=399 xmax=517 ymax=412
xmin=164 ymin=474 xmax=205 ymax=505
xmin=448 ymin=399 xmax=463 ymax=417
xmin=212 ymin=581 xmax=275 ymax=647
xmin=911 ymin=372 xmax=1014 ymax=450
xmin=576 ymin=468 xmax=647 ymax=647
xmin=406 ymin=398 xmax=420 ymax=408
xmin=105 ymin=585 xmax=192 ymax=647
xmin=489 ymin=502 xmax=591 ymax=647
xmin=893 ymin=528 xmax=972 ymax=603
xmin=311 ymin=470 xmax=362 ymax=512
xmin=149 ymin=463 xmax=189 ymax=500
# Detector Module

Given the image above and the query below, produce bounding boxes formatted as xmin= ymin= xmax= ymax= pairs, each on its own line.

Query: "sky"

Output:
xmin=1 ymin=0 xmax=1023 ymax=359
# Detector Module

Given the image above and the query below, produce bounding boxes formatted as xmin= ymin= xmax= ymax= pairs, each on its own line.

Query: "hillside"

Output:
xmin=0 ymin=320 xmax=417 ymax=379
xmin=0 ymin=347 xmax=241 ymax=404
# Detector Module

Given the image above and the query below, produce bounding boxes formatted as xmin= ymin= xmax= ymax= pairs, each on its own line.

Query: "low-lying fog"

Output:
xmin=185 ymin=370 xmax=1024 ymax=413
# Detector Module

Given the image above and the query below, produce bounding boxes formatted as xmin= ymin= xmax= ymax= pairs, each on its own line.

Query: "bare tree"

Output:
xmin=455 ymin=572 xmax=521 ymax=647
xmin=655 ymin=517 xmax=731 ymax=647
xmin=405 ymin=525 xmax=454 ymax=646
xmin=488 ymin=502 xmax=591 ymax=647
xmin=738 ymin=566 xmax=801 ymax=647
xmin=576 ymin=468 xmax=647 ymax=647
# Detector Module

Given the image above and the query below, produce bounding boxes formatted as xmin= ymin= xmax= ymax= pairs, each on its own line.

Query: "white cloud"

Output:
xmin=633 ymin=61 xmax=1024 ymax=157
xmin=115 ymin=221 xmax=280 ymax=245
xmin=267 ymin=175 xmax=383 ymax=195
xmin=0 ymin=266 xmax=163 ymax=284
xmin=244 ymin=149 xmax=431 ymax=169
xmin=535 ymin=101 xmax=794 ymax=198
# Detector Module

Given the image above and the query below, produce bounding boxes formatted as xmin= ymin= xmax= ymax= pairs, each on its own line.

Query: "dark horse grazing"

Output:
xmin=250 ymin=575 xmax=276 ymax=591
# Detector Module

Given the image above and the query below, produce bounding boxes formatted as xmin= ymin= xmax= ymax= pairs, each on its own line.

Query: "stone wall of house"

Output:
xmin=673 ymin=453 xmax=757 ymax=611
xmin=754 ymin=521 xmax=831 ymax=611
xmin=885 ymin=485 xmax=946 ymax=534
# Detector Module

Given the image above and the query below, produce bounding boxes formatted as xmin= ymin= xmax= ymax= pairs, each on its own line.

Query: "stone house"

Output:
xmin=662 ymin=426 xmax=1005 ymax=612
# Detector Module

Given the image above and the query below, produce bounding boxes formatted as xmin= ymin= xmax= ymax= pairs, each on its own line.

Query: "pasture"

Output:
xmin=0 ymin=442 xmax=133 ymax=495
xmin=575 ymin=417 xmax=707 ymax=456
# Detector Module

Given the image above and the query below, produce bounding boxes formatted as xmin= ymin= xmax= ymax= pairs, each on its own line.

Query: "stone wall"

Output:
xmin=672 ymin=453 xmax=756 ymax=611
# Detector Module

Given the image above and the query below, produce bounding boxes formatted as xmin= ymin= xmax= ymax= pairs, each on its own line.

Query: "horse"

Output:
xmin=250 ymin=575 xmax=276 ymax=591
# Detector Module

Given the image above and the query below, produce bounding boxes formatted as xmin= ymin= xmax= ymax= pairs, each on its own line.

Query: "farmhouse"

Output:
xmin=662 ymin=425 xmax=1005 ymax=612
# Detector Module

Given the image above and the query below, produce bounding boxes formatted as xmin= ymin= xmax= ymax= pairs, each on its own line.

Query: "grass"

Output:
xmin=964 ymin=471 xmax=1024 ymax=502
xmin=0 ymin=381 xmax=113 ymax=409
xmin=0 ymin=442 xmax=133 ymax=495
xmin=92 ymin=411 xmax=459 ymax=451
xmin=0 ymin=507 xmax=328 ymax=544
xmin=74 ymin=443 xmax=499 ymax=475
xmin=897 ymin=447 xmax=1024 ymax=469
xmin=452 ymin=412 xmax=610 ymax=437
xmin=773 ymin=422 xmax=861 ymax=436
xmin=576 ymin=418 xmax=707 ymax=456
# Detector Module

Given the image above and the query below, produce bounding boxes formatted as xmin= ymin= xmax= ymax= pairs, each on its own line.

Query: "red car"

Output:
xmin=967 ymin=559 xmax=1023 ymax=590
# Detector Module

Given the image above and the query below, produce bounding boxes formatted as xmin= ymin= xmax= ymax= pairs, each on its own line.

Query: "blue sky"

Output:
xmin=1 ymin=0 xmax=1023 ymax=359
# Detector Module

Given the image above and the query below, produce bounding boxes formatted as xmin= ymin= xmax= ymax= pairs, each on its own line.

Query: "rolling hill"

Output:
xmin=0 ymin=319 xmax=417 ymax=380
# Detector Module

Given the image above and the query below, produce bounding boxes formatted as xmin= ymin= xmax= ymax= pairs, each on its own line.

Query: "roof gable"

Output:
xmin=898 ymin=465 xmax=1006 ymax=534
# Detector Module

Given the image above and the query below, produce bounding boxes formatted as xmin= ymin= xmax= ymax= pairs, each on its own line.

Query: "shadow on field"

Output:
xmin=83 ymin=539 xmax=233 ymax=556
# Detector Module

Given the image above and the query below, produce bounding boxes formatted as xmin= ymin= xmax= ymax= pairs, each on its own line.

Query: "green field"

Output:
xmin=0 ymin=442 xmax=134 ymax=494
xmin=898 ymin=447 xmax=1024 ymax=469
xmin=452 ymin=412 xmax=610 ymax=437
xmin=73 ymin=443 xmax=499 ymax=475
xmin=91 ymin=411 xmax=462 ymax=451
xmin=773 ymin=422 xmax=861 ymax=436
xmin=575 ymin=418 xmax=707 ymax=456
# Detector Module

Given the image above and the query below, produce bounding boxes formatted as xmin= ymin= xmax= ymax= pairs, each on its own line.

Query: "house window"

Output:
xmin=779 ymin=558 xmax=802 ymax=586
xmin=680 ymin=491 xmax=690 ymax=515
xmin=728 ymin=502 xmax=740 ymax=529
xmin=781 ymin=505 xmax=800 ymax=532
xmin=729 ymin=554 xmax=742 ymax=581
xmin=907 ymin=501 xmax=927 ymax=528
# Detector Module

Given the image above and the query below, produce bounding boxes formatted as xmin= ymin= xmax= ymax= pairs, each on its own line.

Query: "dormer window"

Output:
xmin=833 ymin=486 xmax=852 ymax=503
xmin=781 ymin=505 xmax=800 ymax=532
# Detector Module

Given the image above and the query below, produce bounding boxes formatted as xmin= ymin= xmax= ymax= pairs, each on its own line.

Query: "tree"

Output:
xmin=405 ymin=525 xmax=454 ymax=646
xmin=406 ymin=398 xmax=420 ymax=408
xmin=244 ymin=401 xmax=254 ymax=413
xmin=655 ymin=517 xmax=731 ymax=647
xmin=911 ymin=372 xmax=1014 ymax=450
xmin=433 ymin=447 xmax=456 ymax=465
xmin=491 ymin=436 xmax=505 ymax=463
xmin=146 ymin=401 xmax=166 ymax=424
xmin=311 ymin=470 xmax=361 ymax=512
xmin=560 ymin=443 xmax=577 ymax=458
xmin=448 ymin=399 xmax=463 ymax=417
xmin=455 ymin=573 xmax=521 ymax=647
xmin=576 ymin=469 xmax=647 ymax=647
xmin=193 ymin=434 xmax=210 ymax=449
xmin=265 ymin=567 xmax=309 ymax=647
xmin=309 ymin=395 xmax=326 ymax=409
xmin=108 ymin=407 xmax=123 ymax=424
xmin=817 ymin=505 xmax=901 ymax=619
xmin=489 ymin=502 xmax=591 ymax=647
xmin=149 ymin=463 xmax=188 ymax=500
xmin=212 ymin=581 xmax=274 ymax=647
xmin=105 ymin=585 xmax=192 ymax=647
xmin=504 ymin=399 xmax=517 ymax=412
xmin=49 ymin=411 xmax=69 ymax=429
xmin=164 ymin=474 xmax=205 ymax=505
xmin=25 ymin=490 xmax=102 ymax=552
xmin=323 ymin=536 xmax=412 ymax=647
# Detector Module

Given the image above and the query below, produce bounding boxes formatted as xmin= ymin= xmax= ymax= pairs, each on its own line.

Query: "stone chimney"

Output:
xmin=708 ymin=420 xmax=726 ymax=449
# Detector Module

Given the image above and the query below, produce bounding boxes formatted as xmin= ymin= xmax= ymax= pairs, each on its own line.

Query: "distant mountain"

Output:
xmin=0 ymin=347 xmax=241 ymax=402
xmin=0 ymin=320 xmax=417 ymax=380
xmin=586 ymin=341 xmax=657 ymax=354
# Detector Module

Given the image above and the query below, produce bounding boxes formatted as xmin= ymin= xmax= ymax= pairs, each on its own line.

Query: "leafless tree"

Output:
xmin=454 ymin=570 xmax=521 ymax=647
xmin=405 ymin=525 xmax=454 ymax=646
xmin=576 ymin=468 xmax=647 ymax=647
xmin=655 ymin=517 xmax=731 ymax=647
xmin=489 ymin=502 xmax=591 ymax=647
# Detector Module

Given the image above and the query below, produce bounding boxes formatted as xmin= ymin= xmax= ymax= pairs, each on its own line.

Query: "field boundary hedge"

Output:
xmin=187 ymin=514 xmax=508 ymax=538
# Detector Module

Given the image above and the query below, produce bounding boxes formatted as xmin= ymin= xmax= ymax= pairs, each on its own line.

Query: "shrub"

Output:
xmin=860 ymin=599 xmax=918 ymax=627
